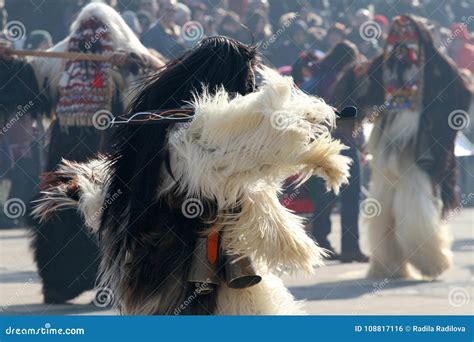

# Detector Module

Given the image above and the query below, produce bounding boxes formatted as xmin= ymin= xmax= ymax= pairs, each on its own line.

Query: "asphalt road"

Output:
xmin=0 ymin=209 xmax=472 ymax=315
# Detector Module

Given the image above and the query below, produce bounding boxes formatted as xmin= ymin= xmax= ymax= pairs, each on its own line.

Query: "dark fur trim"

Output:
xmin=99 ymin=37 xmax=258 ymax=315
xmin=0 ymin=57 xmax=50 ymax=124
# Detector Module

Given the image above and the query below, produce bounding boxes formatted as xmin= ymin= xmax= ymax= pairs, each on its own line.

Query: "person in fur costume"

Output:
xmin=33 ymin=36 xmax=352 ymax=315
xmin=331 ymin=15 xmax=472 ymax=279
xmin=0 ymin=3 xmax=163 ymax=303
xmin=0 ymin=37 xmax=50 ymax=228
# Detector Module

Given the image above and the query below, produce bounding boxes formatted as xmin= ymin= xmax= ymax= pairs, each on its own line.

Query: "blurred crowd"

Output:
xmin=2 ymin=0 xmax=474 ymax=75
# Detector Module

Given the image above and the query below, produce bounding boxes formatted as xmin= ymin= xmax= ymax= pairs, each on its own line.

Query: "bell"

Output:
xmin=224 ymin=254 xmax=262 ymax=289
xmin=187 ymin=237 xmax=220 ymax=295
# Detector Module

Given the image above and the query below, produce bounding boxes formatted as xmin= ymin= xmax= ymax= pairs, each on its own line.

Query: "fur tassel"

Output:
xmin=32 ymin=157 xmax=110 ymax=232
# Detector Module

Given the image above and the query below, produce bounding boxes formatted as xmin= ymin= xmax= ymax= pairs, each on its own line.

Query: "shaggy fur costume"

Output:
xmin=331 ymin=15 xmax=472 ymax=280
xmin=33 ymin=66 xmax=351 ymax=314
xmin=24 ymin=2 xmax=156 ymax=303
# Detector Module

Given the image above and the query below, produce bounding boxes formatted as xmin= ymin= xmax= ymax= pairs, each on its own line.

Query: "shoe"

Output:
xmin=340 ymin=251 xmax=369 ymax=263
xmin=322 ymin=245 xmax=340 ymax=260
xmin=325 ymin=251 xmax=340 ymax=261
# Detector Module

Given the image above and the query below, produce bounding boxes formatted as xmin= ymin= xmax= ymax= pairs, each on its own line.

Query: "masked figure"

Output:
xmin=33 ymin=36 xmax=352 ymax=314
xmin=0 ymin=3 xmax=162 ymax=304
xmin=332 ymin=15 xmax=472 ymax=279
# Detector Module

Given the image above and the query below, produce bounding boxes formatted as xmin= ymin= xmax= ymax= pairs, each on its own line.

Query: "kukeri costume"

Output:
xmin=0 ymin=3 xmax=158 ymax=303
xmin=33 ymin=37 xmax=352 ymax=314
xmin=332 ymin=15 xmax=472 ymax=279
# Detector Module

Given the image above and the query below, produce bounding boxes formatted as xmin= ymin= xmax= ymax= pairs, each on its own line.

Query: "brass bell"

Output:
xmin=224 ymin=253 xmax=262 ymax=289
xmin=187 ymin=237 xmax=220 ymax=295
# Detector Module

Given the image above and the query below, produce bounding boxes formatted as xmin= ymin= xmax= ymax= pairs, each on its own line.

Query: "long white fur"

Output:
xmin=164 ymin=66 xmax=350 ymax=274
xmin=216 ymin=273 xmax=305 ymax=314
xmin=29 ymin=2 xmax=150 ymax=110
xmin=366 ymin=109 xmax=452 ymax=279
xmin=33 ymin=66 xmax=352 ymax=314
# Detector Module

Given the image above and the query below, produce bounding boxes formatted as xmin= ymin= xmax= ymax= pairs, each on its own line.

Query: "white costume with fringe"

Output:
xmin=366 ymin=109 xmax=452 ymax=279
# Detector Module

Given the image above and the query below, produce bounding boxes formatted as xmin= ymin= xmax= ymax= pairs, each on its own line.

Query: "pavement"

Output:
xmin=0 ymin=209 xmax=472 ymax=315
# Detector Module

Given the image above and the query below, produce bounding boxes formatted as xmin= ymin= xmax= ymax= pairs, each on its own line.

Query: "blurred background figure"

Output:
xmin=302 ymin=41 xmax=368 ymax=262
xmin=141 ymin=0 xmax=185 ymax=58
xmin=24 ymin=30 xmax=53 ymax=51
xmin=218 ymin=12 xmax=245 ymax=42
xmin=325 ymin=23 xmax=347 ymax=51
xmin=346 ymin=8 xmax=381 ymax=59
xmin=331 ymin=15 xmax=472 ymax=279
xmin=137 ymin=0 xmax=160 ymax=21
xmin=448 ymin=22 xmax=474 ymax=73
xmin=122 ymin=10 xmax=142 ymax=36
xmin=1 ymin=2 xmax=164 ymax=304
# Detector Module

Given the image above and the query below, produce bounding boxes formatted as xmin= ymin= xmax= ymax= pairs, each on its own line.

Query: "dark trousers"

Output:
xmin=29 ymin=121 xmax=102 ymax=302
xmin=310 ymin=143 xmax=361 ymax=254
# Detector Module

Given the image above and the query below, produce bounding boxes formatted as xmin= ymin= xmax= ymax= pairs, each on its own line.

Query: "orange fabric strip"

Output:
xmin=207 ymin=232 xmax=219 ymax=264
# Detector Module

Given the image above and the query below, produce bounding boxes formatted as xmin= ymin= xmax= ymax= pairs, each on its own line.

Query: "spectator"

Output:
xmin=24 ymin=30 xmax=53 ymax=50
xmin=378 ymin=0 xmax=425 ymax=19
xmin=138 ymin=0 xmax=160 ymax=20
xmin=448 ymin=22 xmax=474 ymax=73
xmin=374 ymin=14 xmax=389 ymax=46
xmin=141 ymin=0 xmax=185 ymax=59
xmin=301 ymin=40 xmax=359 ymax=99
xmin=243 ymin=10 xmax=271 ymax=44
xmin=290 ymin=49 xmax=321 ymax=86
xmin=218 ymin=12 xmax=245 ymax=42
xmin=325 ymin=23 xmax=347 ymax=51
xmin=137 ymin=10 xmax=153 ymax=35
xmin=228 ymin=0 xmax=249 ymax=18
xmin=175 ymin=2 xmax=191 ymax=26
xmin=305 ymin=41 xmax=368 ymax=263
xmin=271 ymin=19 xmax=308 ymax=67
xmin=346 ymin=8 xmax=381 ymax=59
xmin=122 ymin=10 xmax=142 ymax=36
xmin=248 ymin=0 xmax=269 ymax=16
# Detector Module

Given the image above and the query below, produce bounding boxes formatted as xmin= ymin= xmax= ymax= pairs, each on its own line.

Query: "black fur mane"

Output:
xmin=99 ymin=37 xmax=258 ymax=314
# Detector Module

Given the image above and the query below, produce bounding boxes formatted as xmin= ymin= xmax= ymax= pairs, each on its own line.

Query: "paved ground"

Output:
xmin=0 ymin=209 xmax=472 ymax=315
